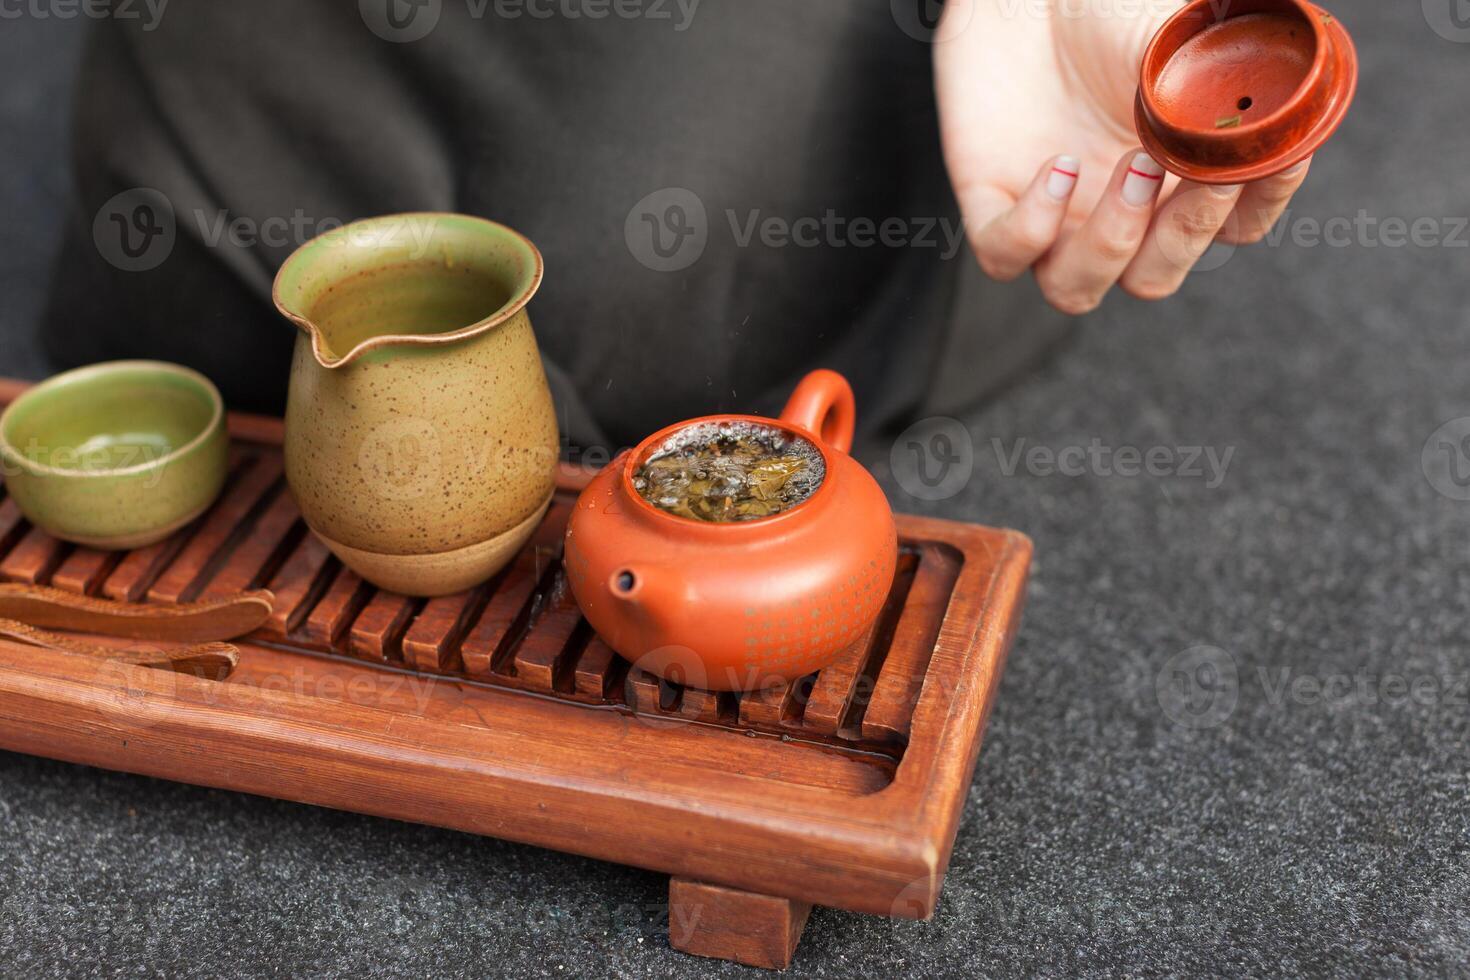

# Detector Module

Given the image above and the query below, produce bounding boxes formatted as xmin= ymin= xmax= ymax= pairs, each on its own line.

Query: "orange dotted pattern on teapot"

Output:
xmin=742 ymin=538 xmax=896 ymax=673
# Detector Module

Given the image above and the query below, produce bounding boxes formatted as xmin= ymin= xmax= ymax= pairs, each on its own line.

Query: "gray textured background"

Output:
xmin=2 ymin=2 xmax=1467 ymax=977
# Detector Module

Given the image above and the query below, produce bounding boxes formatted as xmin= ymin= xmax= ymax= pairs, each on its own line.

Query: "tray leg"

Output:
xmin=668 ymin=877 xmax=812 ymax=970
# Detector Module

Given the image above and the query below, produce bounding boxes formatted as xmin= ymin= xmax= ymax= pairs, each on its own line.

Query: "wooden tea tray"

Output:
xmin=0 ymin=381 xmax=1031 ymax=970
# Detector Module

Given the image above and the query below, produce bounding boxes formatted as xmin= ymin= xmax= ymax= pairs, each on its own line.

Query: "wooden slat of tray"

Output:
xmin=460 ymin=505 xmax=567 ymax=679
xmin=260 ymin=532 xmax=334 ymax=637
xmin=0 ymin=499 xmax=27 ymax=556
xmin=574 ymin=636 xmax=623 ymax=699
xmin=199 ymin=488 xmax=301 ymax=599
xmin=146 ymin=455 xmax=283 ymax=604
xmin=803 ymin=547 xmax=920 ymax=734
xmin=348 ymin=591 xmax=418 ymax=663
xmin=402 ymin=587 xmax=482 ymax=674
xmin=0 ymin=386 xmax=1031 ymax=922
xmin=861 ymin=543 xmax=963 ymax=743
xmin=51 ymin=546 xmax=119 ymax=595
xmin=0 ymin=524 xmax=66 ymax=585
xmin=300 ymin=566 xmax=370 ymax=649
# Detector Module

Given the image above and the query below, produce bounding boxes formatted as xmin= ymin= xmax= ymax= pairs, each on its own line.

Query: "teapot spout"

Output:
xmin=608 ymin=566 xmax=707 ymax=685
xmin=609 ymin=566 xmax=662 ymax=618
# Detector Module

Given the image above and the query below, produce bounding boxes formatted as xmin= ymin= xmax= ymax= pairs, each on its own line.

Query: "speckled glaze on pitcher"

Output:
xmin=273 ymin=213 xmax=558 ymax=597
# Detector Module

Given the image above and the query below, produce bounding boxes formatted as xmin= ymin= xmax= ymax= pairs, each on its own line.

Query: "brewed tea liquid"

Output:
xmin=306 ymin=261 xmax=513 ymax=361
xmin=633 ymin=422 xmax=825 ymax=522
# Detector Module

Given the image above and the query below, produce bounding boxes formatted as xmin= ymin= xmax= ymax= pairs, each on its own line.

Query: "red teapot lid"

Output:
xmin=1134 ymin=0 xmax=1358 ymax=183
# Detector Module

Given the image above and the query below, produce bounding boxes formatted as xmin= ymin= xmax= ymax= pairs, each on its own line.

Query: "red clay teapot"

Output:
xmin=564 ymin=370 xmax=898 ymax=692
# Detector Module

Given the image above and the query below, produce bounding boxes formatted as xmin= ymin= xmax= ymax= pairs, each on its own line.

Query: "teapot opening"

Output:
xmin=272 ymin=213 xmax=543 ymax=369
xmin=630 ymin=420 xmax=827 ymax=524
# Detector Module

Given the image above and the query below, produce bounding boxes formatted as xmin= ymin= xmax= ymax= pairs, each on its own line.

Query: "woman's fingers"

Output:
xmin=1221 ymin=157 xmax=1311 ymax=244
xmin=1121 ymin=181 xmax=1243 ymax=300
xmin=968 ymin=155 xmax=1079 ymax=282
xmin=1034 ymin=150 xmax=1164 ymax=315
xmin=965 ymin=149 xmax=1307 ymax=311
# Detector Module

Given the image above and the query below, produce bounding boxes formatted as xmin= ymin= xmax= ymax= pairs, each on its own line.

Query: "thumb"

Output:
xmin=1053 ymin=0 xmax=1184 ymax=132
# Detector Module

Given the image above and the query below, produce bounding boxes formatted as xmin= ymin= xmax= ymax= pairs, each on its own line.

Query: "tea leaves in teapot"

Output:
xmin=633 ymin=422 xmax=825 ymax=522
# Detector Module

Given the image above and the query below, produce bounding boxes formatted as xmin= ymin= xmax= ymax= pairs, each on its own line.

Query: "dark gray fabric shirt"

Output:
xmin=44 ymin=1 xmax=1062 ymax=453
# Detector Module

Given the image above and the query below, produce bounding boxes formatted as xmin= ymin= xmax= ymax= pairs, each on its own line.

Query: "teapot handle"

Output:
xmin=779 ymin=369 xmax=855 ymax=454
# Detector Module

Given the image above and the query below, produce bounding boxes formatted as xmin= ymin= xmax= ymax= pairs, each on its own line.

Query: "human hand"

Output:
xmin=935 ymin=0 xmax=1311 ymax=313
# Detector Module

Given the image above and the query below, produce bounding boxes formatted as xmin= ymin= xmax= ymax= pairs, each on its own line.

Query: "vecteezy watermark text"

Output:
xmin=93 ymin=189 xmax=442 ymax=272
xmin=1260 ymin=210 xmax=1469 ymax=250
xmin=888 ymin=418 xmax=1237 ymax=500
xmin=726 ymin=209 xmax=967 ymax=258
xmin=994 ymin=437 xmax=1236 ymax=488
xmin=0 ymin=0 xmax=169 ymax=30
xmin=191 ymin=209 xmax=432 ymax=252
xmin=0 ymin=438 xmax=171 ymax=487
xmin=1156 ymin=644 xmax=1469 ymax=729
xmin=624 ymin=187 xmax=968 ymax=272
xmin=360 ymin=0 xmax=700 ymax=43
xmin=891 ymin=0 xmax=1233 ymax=44
xmin=1162 ymin=205 xmax=1470 ymax=277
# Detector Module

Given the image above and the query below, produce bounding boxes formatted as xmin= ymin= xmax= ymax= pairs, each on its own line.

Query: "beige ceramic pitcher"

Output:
xmin=273 ymin=213 xmax=558 ymax=596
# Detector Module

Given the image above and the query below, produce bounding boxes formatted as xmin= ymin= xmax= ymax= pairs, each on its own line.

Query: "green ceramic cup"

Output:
xmin=0 ymin=361 xmax=228 ymax=549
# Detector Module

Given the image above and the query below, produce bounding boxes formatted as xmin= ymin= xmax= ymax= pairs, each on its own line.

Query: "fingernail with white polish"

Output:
xmin=1046 ymin=156 xmax=1080 ymax=201
xmin=1122 ymin=152 xmax=1165 ymax=207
